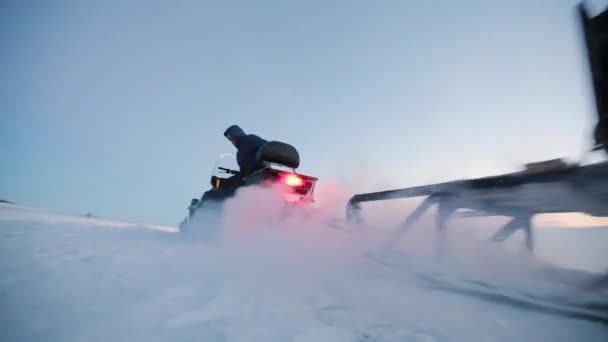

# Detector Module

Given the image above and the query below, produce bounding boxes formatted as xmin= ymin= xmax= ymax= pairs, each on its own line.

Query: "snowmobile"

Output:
xmin=179 ymin=140 xmax=318 ymax=232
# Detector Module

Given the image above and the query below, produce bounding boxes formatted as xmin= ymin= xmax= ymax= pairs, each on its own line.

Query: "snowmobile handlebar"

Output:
xmin=217 ymin=167 xmax=239 ymax=175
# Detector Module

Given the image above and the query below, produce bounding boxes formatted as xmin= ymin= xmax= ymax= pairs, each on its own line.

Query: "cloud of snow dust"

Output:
xmin=181 ymin=170 xmax=605 ymax=301
xmin=209 ymin=183 xmax=369 ymax=292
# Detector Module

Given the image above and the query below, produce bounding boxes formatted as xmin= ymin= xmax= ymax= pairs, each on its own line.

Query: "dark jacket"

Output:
xmin=235 ymin=134 xmax=268 ymax=176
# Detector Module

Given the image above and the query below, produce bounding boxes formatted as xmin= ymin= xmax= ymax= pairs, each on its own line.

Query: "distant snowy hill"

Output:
xmin=1 ymin=202 xmax=607 ymax=342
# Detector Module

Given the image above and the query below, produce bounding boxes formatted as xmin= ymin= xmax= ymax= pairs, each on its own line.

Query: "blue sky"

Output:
xmin=1 ymin=0 xmax=607 ymax=225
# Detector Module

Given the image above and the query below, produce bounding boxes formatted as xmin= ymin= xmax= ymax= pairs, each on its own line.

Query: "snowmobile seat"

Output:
xmin=256 ymin=141 xmax=300 ymax=169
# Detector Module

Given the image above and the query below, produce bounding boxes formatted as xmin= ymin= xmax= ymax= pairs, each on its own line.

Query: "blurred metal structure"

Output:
xmin=580 ymin=3 xmax=608 ymax=153
xmin=346 ymin=2 xmax=608 ymax=255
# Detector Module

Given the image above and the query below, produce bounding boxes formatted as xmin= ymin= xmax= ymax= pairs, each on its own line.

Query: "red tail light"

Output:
xmin=284 ymin=174 xmax=304 ymax=187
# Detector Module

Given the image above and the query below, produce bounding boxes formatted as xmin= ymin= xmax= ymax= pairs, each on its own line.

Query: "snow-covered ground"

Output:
xmin=1 ymin=187 xmax=608 ymax=342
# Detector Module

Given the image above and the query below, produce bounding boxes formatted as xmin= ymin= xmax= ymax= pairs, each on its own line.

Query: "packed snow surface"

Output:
xmin=1 ymin=186 xmax=608 ymax=341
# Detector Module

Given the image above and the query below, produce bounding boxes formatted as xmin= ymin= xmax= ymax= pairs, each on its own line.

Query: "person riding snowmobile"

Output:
xmin=221 ymin=124 xmax=268 ymax=187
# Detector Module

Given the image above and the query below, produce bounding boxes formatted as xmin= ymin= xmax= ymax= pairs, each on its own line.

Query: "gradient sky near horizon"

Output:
xmin=2 ymin=0 xmax=608 ymax=225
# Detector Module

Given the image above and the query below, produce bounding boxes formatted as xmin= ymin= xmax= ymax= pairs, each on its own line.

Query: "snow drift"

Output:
xmin=1 ymin=184 xmax=608 ymax=342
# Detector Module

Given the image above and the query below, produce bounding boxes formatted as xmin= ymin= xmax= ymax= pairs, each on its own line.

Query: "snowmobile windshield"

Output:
xmin=211 ymin=153 xmax=239 ymax=178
